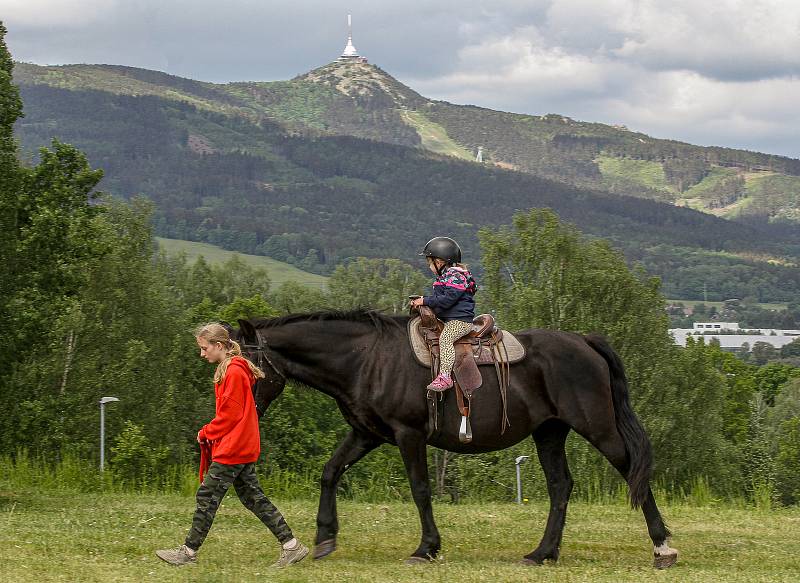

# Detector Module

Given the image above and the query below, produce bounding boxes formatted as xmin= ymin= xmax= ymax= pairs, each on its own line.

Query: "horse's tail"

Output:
xmin=584 ymin=334 xmax=652 ymax=508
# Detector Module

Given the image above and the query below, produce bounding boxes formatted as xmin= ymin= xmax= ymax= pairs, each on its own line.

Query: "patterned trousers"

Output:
xmin=439 ymin=320 xmax=474 ymax=375
xmin=185 ymin=461 xmax=293 ymax=550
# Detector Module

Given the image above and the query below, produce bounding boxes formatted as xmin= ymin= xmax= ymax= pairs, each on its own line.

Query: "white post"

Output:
xmin=99 ymin=397 xmax=120 ymax=471
xmin=515 ymin=455 xmax=530 ymax=504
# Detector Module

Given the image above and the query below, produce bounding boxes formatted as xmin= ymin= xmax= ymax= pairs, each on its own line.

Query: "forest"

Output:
xmin=14 ymin=83 xmax=800 ymax=302
xmin=2 ymin=26 xmax=799 ymax=507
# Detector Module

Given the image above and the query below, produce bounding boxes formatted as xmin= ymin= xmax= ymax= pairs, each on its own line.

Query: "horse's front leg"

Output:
xmin=314 ymin=429 xmax=380 ymax=560
xmin=396 ymin=428 xmax=441 ymax=563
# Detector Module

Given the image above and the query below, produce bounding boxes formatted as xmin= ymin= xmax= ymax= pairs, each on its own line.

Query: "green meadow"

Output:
xmin=156 ymin=237 xmax=328 ymax=290
xmin=401 ymin=110 xmax=475 ymax=160
xmin=1 ymin=491 xmax=798 ymax=582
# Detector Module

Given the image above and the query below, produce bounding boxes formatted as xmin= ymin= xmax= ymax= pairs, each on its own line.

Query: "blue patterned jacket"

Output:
xmin=422 ymin=266 xmax=477 ymax=323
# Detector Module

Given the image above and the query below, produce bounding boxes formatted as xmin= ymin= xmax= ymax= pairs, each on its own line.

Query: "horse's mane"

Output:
xmin=253 ymin=309 xmax=407 ymax=334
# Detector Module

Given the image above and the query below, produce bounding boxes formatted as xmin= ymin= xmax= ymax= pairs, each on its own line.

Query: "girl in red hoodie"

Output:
xmin=156 ymin=323 xmax=308 ymax=568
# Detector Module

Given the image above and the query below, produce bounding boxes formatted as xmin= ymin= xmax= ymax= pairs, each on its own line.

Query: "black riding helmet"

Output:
xmin=420 ymin=236 xmax=462 ymax=264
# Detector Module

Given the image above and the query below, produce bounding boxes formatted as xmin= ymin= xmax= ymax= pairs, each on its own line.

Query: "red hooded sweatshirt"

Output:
xmin=198 ymin=356 xmax=260 ymax=466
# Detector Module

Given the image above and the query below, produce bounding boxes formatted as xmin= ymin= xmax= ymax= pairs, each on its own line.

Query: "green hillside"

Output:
xmin=424 ymin=103 xmax=800 ymax=220
xmin=12 ymin=61 xmax=800 ymax=302
xmin=400 ymin=109 xmax=473 ymax=159
xmin=156 ymin=238 xmax=328 ymax=289
xmin=14 ymin=61 xmax=800 ymax=225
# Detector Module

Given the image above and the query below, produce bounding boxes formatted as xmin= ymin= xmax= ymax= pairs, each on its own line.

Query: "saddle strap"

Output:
xmin=491 ymin=334 xmax=511 ymax=434
xmin=455 ymin=383 xmax=470 ymax=417
xmin=426 ymin=389 xmax=440 ymax=439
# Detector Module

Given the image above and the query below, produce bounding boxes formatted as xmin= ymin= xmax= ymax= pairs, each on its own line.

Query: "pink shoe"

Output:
xmin=427 ymin=373 xmax=454 ymax=392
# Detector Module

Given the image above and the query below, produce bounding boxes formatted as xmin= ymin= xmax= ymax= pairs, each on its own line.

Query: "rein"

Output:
xmin=239 ymin=328 xmax=284 ymax=415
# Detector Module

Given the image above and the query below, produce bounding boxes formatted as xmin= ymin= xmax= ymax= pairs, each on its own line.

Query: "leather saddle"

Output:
xmin=411 ymin=305 xmax=514 ymax=443
xmin=415 ymin=307 xmax=503 ymax=370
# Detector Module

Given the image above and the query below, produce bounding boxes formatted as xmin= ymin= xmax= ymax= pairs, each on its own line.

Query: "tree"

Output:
xmin=751 ymin=341 xmax=778 ymax=366
xmin=767 ymin=380 xmax=800 ymax=504
xmin=0 ymin=23 xmax=22 ymax=145
xmin=703 ymin=342 xmax=758 ymax=445
xmin=0 ymin=21 xmax=25 ymax=382
xmin=478 ymin=208 xmax=672 ymax=389
xmin=478 ymin=209 xmax=741 ymax=492
xmin=0 ymin=140 xmax=110 ymax=453
xmin=754 ymin=363 xmax=800 ymax=405
xmin=774 ymin=417 xmax=800 ymax=505
xmin=212 ymin=256 xmax=272 ymax=305
xmin=648 ymin=338 xmax=738 ymax=489
xmin=327 ymin=257 xmax=428 ymax=313
xmin=268 ymin=281 xmax=328 ymax=314
xmin=780 ymin=338 xmax=800 ymax=359
xmin=217 ymin=295 xmax=278 ymax=323
xmin=10 ymin=141 xmax=106 ymax=337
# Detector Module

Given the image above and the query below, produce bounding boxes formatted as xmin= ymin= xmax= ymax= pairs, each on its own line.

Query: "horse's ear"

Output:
xmin=238 ymin=319 xmax=258 ymax=343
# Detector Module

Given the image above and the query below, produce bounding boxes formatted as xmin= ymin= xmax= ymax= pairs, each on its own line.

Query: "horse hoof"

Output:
xmin=654 ymin=549 xmax=678 ymax=569
xmin=520 ymin=558 xmax=543 ymax=566
xmin=404 ymin=556 xmax=430 ymax=565
xmin=313 ymin=539 xmax=336 ymax=560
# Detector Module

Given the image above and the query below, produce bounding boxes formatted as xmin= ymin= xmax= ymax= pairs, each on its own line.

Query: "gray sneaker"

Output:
xmin=155 ymin=544 xmax=197 ymax=566
xmin=272 ymin=542 xmax=309 ymax=568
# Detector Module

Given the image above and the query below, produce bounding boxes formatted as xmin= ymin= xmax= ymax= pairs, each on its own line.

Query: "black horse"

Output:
xmin=235 ymin=310 xmax=678 ymax=568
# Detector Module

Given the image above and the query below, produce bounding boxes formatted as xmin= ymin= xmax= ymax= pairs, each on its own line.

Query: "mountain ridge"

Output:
xmin=12 ymin=60 xmax=800 ymax=302
xmin=15 ymin=60 xmax=800 ymax=223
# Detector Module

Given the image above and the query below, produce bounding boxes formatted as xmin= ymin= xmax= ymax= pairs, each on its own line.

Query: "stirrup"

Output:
xmin=458 ymin=415 xmax=472 ymax=443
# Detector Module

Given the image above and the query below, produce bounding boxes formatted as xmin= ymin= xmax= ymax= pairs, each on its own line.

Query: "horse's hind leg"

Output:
xmin=585 ymin=428 xmax=677 ymax=568
xmin=523 ymin=420 xmax=572 ymax=565
xmin=314 ymin=429 xmax=380 ymax=560
xmin=642 ymin=487 xmax=677 ymax=568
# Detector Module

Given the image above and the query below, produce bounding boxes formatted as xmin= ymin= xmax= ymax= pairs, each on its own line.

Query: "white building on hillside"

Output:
xmin=670 ymin=322 xmax=800 ymax=352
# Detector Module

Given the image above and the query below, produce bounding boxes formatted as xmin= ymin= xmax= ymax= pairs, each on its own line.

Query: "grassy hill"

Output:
xmin=14 ymin=60 xmax=800 ymax=225
xmin=12 ymin=61 xmax=800 ymax=302
xmin=424 ymin=103 xmax=800 ymax=220
xmin=156 ymin=238 xmax=327 ymax=289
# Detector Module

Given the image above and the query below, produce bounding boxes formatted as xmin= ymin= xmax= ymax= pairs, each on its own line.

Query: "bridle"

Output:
xmin=239 ymin=327 xmax=285 ymax=415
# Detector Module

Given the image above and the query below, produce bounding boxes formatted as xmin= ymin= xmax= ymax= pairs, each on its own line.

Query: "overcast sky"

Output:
xmin=4 ymin=0 xmax=800 ymax=158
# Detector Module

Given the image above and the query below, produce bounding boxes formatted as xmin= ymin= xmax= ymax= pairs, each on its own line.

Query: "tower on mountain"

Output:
xmin=338 ymin=14 xmax=368 ymax=63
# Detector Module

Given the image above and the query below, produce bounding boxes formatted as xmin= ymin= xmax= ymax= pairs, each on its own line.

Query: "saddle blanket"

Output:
xmin=408 ymin=317 xmax=526 ymax=367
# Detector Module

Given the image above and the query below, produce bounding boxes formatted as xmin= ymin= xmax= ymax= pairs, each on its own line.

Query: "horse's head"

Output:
xmin=233 ymin=318 xmax=286 ymax=417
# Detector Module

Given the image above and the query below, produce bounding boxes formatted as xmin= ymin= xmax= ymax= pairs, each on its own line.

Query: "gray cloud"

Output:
xmin=4 ymin=0 xmax=800 ymax=158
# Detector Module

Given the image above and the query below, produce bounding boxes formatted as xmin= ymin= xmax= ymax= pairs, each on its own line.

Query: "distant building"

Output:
xmin=670 ymin=322 xmax=800 ymax=352
xmin=338 ymin=15 xmax=368 ymax=63
xmin=693 ymin=322 xmax=740 ymax=332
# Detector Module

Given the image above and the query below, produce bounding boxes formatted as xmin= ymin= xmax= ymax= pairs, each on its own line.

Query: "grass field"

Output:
xmin=1 ymin=491 xmax=798 ymax=582
xmin=596 ymin=155 xmax=673 ymax=195
xmin=156 ymin=237 xmax=328 ymax=290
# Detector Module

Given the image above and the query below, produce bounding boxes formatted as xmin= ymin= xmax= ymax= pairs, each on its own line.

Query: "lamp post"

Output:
xmin=515 ymin=455 xmax=530 ymax=504
xmin=99 ymin=397 xmax=120 ymax=472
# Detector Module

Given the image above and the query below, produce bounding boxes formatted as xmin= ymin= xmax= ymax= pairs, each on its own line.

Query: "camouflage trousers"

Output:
xmin=185 ymin=461 xmax=293 ymax=550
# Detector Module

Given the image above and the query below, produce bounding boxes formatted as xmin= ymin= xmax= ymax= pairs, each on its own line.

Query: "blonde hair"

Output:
xmin=194 ymin=322 xmax=265 ymax=384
